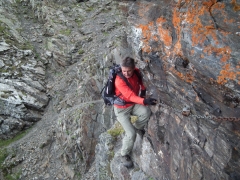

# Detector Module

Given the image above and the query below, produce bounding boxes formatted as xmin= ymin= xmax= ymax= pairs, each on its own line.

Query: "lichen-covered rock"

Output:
xmin=122 ymin=0 xmax=240 ymax=179
xmin=1 ymin=0 xmax=240 ymax=180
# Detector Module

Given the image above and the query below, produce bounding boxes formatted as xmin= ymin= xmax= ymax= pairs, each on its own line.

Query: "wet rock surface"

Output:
xmin=0 ymin=0 xmax=239 ymax=180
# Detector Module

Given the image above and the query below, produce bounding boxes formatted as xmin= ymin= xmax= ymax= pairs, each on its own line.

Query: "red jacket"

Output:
xmin=114 ymin=68 xmax=146 ymax=108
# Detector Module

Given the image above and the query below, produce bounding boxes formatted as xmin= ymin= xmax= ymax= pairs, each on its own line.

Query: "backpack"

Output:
xmin=101 ymin=64 xmax=142 ymax=106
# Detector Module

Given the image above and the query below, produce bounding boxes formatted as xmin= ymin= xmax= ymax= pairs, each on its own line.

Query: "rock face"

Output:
xmin=0 ymin=0 xmax=240 ymax=180
xmin=0 ymin=1 xmax=49 ymax=139
xmin=114 ymin=1 xmax=240 ymax=179
xmin=116 ymin=1 xmax=240 ymax=179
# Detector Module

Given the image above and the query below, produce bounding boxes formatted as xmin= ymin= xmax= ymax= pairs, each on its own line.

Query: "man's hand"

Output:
xmin=140 ymin=89 xmax=146 ymax=98
xmin=143 ymin=98 xmax=157 ymax=105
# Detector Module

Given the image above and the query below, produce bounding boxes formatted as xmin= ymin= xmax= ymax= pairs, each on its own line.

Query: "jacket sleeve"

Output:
xmin=115 ymin=76 xmax=144 ymax=105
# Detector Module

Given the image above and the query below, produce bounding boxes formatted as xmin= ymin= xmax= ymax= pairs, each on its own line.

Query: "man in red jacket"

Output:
xmin=114 ymin=57 xmax=157 ymax=168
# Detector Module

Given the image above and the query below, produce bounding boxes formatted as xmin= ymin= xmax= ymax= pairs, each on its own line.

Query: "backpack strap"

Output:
xmin=117 ymin=72 xmax=133 ymax=90
xmin=133 ymin=69 xmax=143 ymax=84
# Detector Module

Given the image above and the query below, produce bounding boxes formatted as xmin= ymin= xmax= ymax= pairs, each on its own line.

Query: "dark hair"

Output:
xmin=121 ymin=57 xmax=135 ymax=69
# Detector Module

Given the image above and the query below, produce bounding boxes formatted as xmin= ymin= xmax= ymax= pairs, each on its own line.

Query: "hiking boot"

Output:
xmin=121 ymin=155 xmax=133 ymax=168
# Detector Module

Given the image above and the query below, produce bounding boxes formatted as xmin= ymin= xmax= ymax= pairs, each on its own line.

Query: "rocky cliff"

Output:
xmin=0 ymin=0 xmax=240 ymax=180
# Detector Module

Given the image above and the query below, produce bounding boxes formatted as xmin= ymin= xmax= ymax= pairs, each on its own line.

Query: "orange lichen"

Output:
xmin=185 ymin=72 xmax=195 ymax=83
xmin=185 ymin=3 xmax=208 ymax=46
xmin=156 ymin=17 xmax=166 ymax=24
xmin=137 ymin=17 xmax=173 ymax=54
xmin=205 ymin=25 xmax=215 ymax=29
xmin=145 ymin=59 xmax=150 ymax=63
xmin=172 ymin=8 xmax=181 ymax=27
xmin=203 ymin=46 xmax=232 ymax=62
xmin=156 ymin=17 xmax=172 ymax=48
xmin=174 ymin=41 xmax=182 ymax=55
xmin=202 ymin=0 xmax=217 ymax=7
xmin=184 ymin=1 xmax=227 ymax=46
xmin=231 ymin=0 xmax=240 ymax=11
xmin=170 ymin=67 xmax=195 ymax=83
xmin=229 ymin=19 xmax=235 ymax=23
xmin=212 ymin=2 xmax=232 ymax=31
xmin=153 ymin=35 xmax=158 ymax=41
xmin=200 ymin=54 xmax=205 ymax=58
xmin=191 ymin=19 xmax=206 ymax=45
xmin=175 ymin=71 xmax=184 ymax=79
xmin=172 ymin=7 xmax=182 ymax=56
xmin=195 ymin=95 xmax=200 ymax=102
xmin=135 ymin=2 xmax=155 ymax=53
xmin=209 ymin=78 xmax=215 ymax=84
xmin=190 ymin=50 xmax=195 ymax=55
xmin=212 ymin=2 xmax=225 ymax=9
xmin=217 ymin=64 xmax=237 ymax=84
xmin=138 ymin=22 xmax=154 ymax=53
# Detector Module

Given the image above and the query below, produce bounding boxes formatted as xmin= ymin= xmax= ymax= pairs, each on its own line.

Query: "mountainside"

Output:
xmin=0 ymin=0 xmax=240 ymax=180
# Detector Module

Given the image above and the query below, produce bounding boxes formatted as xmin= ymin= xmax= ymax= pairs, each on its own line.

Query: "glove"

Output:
xmin=140 ymin=89 xmax=146 ymax=98
xmin=143 ymin=98 xmax=157 ymax=105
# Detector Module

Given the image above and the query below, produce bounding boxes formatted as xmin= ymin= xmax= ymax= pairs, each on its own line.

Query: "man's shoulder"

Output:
xmin=115 ymin=74 xmax=127 ymax=84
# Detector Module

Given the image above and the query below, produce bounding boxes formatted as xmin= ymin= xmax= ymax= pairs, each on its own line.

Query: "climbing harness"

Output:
xmin=157 ymin=101 xmax=240 ymax=122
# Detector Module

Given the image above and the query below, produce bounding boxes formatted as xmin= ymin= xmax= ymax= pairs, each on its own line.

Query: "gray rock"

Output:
xmin=1 ymin=1 xmax=240 ymax=180
xmin=0 ymin=41 xmax=10 ymax=52
xmin=0 ymin=60 xmax=4 ymax=68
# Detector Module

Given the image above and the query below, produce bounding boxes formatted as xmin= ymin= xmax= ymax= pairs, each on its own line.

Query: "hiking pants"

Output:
xmin=114 ymin=104 xmax=151 ymax=156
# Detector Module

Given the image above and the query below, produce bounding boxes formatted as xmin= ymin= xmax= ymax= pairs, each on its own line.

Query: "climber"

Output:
xmin=114 ymin=57 xmax=157 ymax=168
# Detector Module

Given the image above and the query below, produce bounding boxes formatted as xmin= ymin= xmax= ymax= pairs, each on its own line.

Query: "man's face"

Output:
xmin=122 ymin=66 xmax=134 ymax=78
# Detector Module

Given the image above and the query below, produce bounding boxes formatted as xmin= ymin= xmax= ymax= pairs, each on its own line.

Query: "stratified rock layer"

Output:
xmin=0 ymin=0 xmax=239 ymax=180
xmin=0 ymin=24 xmax=49 ymax=139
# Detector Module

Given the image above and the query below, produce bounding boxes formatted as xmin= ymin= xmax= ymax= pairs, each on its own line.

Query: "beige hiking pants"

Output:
xmin=114 ymin=104 xmax=151 ymax=156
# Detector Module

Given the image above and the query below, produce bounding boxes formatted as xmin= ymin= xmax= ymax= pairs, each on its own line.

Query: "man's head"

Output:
xmin=121 ymin=57 xmax=135 ymax=78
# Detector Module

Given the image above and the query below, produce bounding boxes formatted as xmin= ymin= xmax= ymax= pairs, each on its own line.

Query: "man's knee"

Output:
xmin=141 ymin=106 xmax=151 ymax=118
